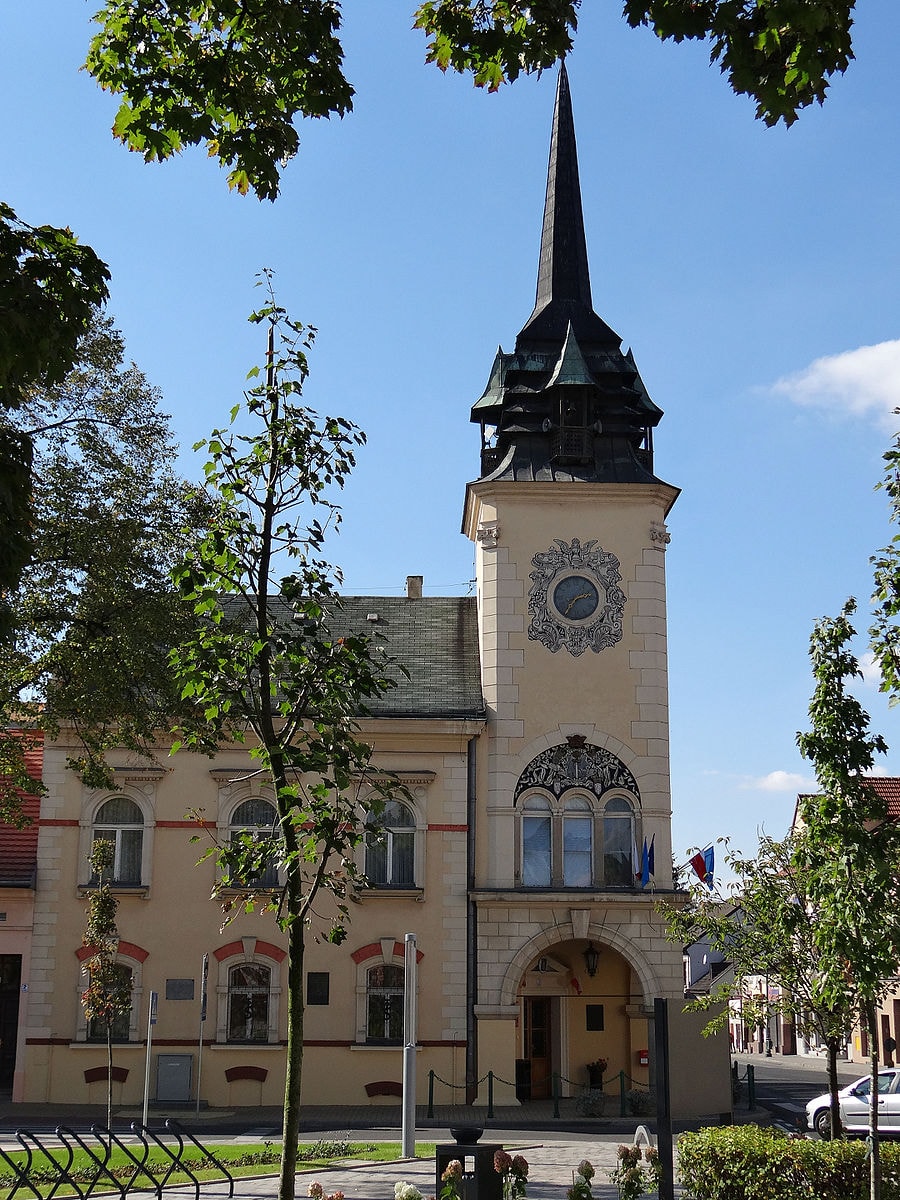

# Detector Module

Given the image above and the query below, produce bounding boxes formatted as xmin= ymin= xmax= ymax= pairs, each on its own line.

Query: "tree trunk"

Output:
xmin=865 ymin=1001 xmax=881 ymax=1200
xmin=106 ymin=1022 xmax=113 ymax=1130
xmin=278 ymin=914 xmax=304 ymax=1200
xmin=827 ymin=1036 xmax=843 ymax=1138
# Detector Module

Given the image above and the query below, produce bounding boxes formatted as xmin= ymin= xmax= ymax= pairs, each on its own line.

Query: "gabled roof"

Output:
xmin=0 ymin=734 xmax=41 ymax=889
xmin=794 ymin=776 xmax=900 ymax=828
xmin=329 ymin=596 xmax=485 ymax=720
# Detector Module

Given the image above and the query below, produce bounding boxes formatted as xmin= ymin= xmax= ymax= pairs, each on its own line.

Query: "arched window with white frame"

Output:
xmin=227 ymin=797 xmax=280 ymax=888
xmin=521 ymin=794 xmax=552 ymax=886
xmin=91 ymin=797 xmax=144 ymax=885
xmin=562 ymin=794 xmax=593 ymax=885
xmin=365 ymin=799 xmax=417 ymax=888
xmin=227 ymin=962 xmax=272 ymax=1042
xmin=602 ymin=796 xmax=635 ymax=887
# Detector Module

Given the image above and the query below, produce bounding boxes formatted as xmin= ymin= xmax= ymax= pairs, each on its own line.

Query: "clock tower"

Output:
xmin=462 ymin=64 xmax=684 ymax=1097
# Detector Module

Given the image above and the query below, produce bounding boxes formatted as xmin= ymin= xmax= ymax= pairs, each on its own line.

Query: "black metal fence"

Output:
xmin=0 ymin=1119 xmax=234 ymax=1200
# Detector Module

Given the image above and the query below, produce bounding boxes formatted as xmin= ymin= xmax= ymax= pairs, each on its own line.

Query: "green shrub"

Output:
xmin=677 ymin=1124 xmax=900 ymax=1200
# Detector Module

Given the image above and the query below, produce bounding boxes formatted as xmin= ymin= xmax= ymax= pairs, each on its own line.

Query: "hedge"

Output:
xmin=677 ymin=1124 xmax=900 ymax=1200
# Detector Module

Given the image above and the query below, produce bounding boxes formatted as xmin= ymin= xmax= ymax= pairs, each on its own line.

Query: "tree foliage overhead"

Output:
xmin=414 ymin=1 xmax=855 ymax=125
xmin=0 ymin=311 xmax=203 ymax=813
xmin=79 ymin=1 xmax=860 ymax=201
xmin=0 ymin=205 xmax=110 ymax=632
xmin=86 ymin=0 xmax=353 ymax=201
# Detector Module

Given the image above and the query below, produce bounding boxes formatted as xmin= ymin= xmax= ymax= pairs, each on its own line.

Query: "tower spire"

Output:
xmin=516 ymin=62 xmax=619 ymax=350
xmin=469 ymin=62 xmax=666 ymax=486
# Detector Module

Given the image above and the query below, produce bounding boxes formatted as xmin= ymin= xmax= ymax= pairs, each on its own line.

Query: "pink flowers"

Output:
xmin=494 ymin=1150 xmax=528 ymax=1200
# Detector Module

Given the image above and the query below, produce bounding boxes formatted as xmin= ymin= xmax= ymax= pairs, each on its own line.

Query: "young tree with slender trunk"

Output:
xmin=81 ymin=838 xmax=132 ymax=1130
xmin=796 ymin=600 xmax=900 ymax=1200
xmin=169 ymin=284 xmax=407 ymax=1200
xmin=662 ymin=831 xmax=856 ymax=1137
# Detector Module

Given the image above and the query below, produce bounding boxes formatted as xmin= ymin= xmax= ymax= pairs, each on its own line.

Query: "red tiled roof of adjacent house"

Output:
xmin=795 ymin=777 xmax=900 ymax=827
xmin=0 ymin=733 xmax=42 ymax=888
xmin=865 ymin=776 xmax=900 ymax=819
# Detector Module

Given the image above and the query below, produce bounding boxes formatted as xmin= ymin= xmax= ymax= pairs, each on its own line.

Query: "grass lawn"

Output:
xmin=0 ymin=1139 xmax=437 ymax=1198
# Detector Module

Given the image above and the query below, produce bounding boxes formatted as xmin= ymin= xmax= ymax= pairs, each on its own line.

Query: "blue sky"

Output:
xmin=4 ymin=2 xmax=900 ymax=874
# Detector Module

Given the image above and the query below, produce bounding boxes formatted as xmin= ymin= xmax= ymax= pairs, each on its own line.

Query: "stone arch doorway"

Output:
xmin=512 ymin=935 xmax=653 ymax=1100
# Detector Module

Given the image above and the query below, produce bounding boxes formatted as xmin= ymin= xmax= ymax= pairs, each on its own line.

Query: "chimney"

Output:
xmin=406 ymin=575 xmax=423 ymax=599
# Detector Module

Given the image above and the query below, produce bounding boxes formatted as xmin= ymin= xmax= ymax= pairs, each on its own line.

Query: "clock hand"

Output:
xmin=565 ymin=592 xmax=591 ymax=615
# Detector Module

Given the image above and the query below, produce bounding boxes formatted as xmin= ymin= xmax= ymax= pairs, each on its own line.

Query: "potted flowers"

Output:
xmin=586 ymin=1057 xmax=608 ymax=1089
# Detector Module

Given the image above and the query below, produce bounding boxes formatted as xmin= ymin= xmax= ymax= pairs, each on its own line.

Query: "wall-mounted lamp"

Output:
xmin=583 ymin=943 xmax=600 ymax=978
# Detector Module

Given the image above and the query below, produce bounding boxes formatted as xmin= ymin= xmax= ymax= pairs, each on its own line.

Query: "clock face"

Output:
xmin=528 ymin=538 xmax=626 ymax=656
xmin=551 ymin=573 xmax=601 ymax=622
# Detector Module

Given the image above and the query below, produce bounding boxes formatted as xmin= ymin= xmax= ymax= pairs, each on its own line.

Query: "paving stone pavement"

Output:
xmin=178 ymin=1138 xmax=671 ymax=1200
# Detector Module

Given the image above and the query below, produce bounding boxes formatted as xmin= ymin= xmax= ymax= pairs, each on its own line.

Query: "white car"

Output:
xmin=807 ymin=1068 xmax=900 ymax=1137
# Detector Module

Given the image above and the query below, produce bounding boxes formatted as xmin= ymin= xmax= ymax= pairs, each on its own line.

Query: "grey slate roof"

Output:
xmin=328 ymin=595 xmax=484 ymax=720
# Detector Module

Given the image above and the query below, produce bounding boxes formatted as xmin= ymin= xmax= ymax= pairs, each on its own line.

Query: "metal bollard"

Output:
xmin=747 ymin=1064 xmax=756 ymax=1110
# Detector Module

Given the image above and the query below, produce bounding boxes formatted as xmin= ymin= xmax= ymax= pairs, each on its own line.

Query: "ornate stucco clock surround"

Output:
xmin=528 ymin=537 xmax=626 ymax=656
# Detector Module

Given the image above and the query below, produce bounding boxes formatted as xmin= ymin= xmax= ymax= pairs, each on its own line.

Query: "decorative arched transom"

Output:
xmin=514 ymin=742 xmax=639 ymax=805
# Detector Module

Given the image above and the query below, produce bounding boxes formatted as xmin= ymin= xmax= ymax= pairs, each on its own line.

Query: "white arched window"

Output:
xmin=602 ymin=796 xmax=635 ymax=887
xmin=228 ymin=798 xmax=279 ymax=888
xmin=365 ymin=799 xmax=417 ymax=888
xmin=519 ymin=789 xmax=638 ymax=888
xmin=521 ymin=794 xmax=552 ymax=886
xmin=562 ymin=795 xmax=593 ymax=886
xmin=92 ymin=797 xmax=144 ymax=885
xmin=227 ymin=962 xmax=272 ymax=1042
xmin=365 ymin=963 xmax=405 ymax=1044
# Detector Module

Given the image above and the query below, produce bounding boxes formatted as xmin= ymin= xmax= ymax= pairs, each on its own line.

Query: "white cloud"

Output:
xmin=770 ymin=340 xmax=900 ymax=430
xmin=744 ymin=770 xmax=812 ymax=792
xmin=857 ymin=650 xmax=883 ymax=687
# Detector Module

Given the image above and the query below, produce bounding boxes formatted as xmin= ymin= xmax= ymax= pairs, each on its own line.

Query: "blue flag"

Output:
xmin=702 ymin=844 xmax=715 ymax=890
xmin=640 ymin=838 xmax=650 ymax=887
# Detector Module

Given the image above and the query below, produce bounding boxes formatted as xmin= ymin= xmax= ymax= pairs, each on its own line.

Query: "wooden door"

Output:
xmin=0 ymin=956 xmax=21 ymax=1090
xmin=524 ymin=996 xmax=552 ymax=1100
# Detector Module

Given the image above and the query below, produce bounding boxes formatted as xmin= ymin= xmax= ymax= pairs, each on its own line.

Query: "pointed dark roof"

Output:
xmin=469 ymin=64 xmax=670 ymax=489
xmin=517 ymin=64 xmax=619 ymax=351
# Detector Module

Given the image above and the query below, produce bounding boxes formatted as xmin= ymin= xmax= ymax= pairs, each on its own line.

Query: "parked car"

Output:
xmin=807 ymin=1069 xmax=900 ymax=1137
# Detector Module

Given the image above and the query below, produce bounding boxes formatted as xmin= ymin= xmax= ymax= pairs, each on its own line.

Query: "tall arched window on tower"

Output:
xmin=92 ymin=797 xmax=144 ymax=885
xmin=227 ymin=962 xmax=271 ymax=1042
xmin=521 ymin=794 xmax=552 ymax=886
xmin=228 ymin=798 xmax=279 ymax=888
xmin=602 ymin=796 xmax=635 ymax=886
xmin=365 ymin=800 xmax=416 ymax=887
xmin=366 ymin=963 xmax=404 ymax=1044
xmin=562 ymin=795 xmax=593 ymax=885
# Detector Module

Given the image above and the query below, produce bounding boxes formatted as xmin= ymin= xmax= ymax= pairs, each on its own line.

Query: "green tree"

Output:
xmin=81 ymin=838 xmax=133 ymax=1129
xmin=82 ymin=1 xmax=857 ymax=202
xmin=796 ymin=600 xmax=900 ymax=1199
xmin=0 ymin=205 xmax=109 ymax=635
xmin=169 ymin=288 xmax=406 ymax=1200
xmin=0 ymin=312 xmax=203 ymax=816
xmin=662 ymin=832 xmax=856 ymax=1137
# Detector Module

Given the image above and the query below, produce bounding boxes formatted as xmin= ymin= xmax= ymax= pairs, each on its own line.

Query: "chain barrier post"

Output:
xmin=427 ymin=1069 xmax=435 ymax=1119
xmin=487 ymin=1070 xmax=494 ymax=1118
xmin=747 ymin=1064 xmax=756 ymax=1110
xmin=552 ymin=1072 xmax=560 ymax=1118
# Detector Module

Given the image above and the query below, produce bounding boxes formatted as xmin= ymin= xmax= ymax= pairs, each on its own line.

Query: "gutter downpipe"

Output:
xmin=466 ymin=734 xmax=478 ymax=1105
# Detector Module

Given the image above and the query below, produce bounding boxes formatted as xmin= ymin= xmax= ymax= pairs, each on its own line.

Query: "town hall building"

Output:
xmin=16 ymin=66 xmax=729 ymax=1118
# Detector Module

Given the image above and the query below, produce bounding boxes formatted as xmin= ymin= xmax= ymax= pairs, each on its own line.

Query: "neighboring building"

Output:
xmin=20 ymin=67 xmax=729 ymax=1117
xmin=0 ymin=732 xmax=41 ymax=1099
